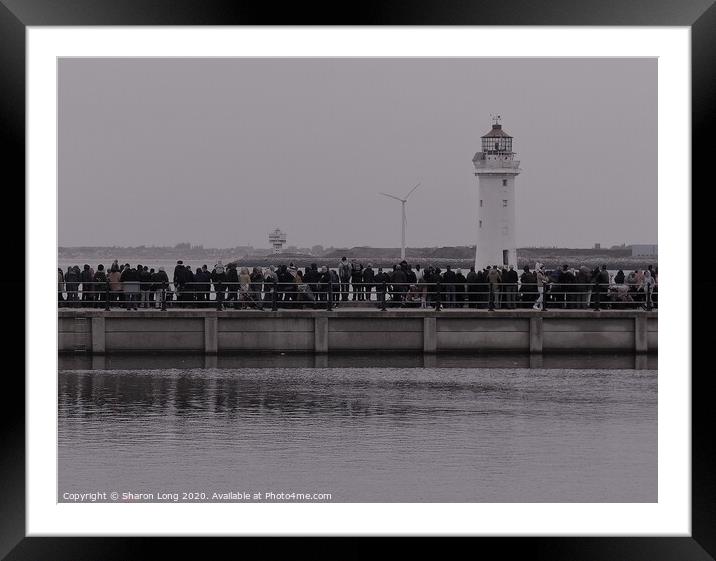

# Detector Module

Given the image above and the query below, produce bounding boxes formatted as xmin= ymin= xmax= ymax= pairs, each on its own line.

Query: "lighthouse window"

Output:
xmin=479 ymin=220 xmax=482 ymax=228
xmin=480 ymin=200 xmax=483 ymax=207
xmin=502 ymin=200 xmax=508 ymax=207
xmin=502 ymin=179 xmax=507 ymax=186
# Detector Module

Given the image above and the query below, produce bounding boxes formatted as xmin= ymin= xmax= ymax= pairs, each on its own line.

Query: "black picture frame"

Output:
xmin=3 ymin=1 xmax=713 ymax=558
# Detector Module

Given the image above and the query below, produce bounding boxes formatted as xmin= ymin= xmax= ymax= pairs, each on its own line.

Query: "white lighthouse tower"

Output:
xmin=472 ymin=116 xmax=521 ymax=271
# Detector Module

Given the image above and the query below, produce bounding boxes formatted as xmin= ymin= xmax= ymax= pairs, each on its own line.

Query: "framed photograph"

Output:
xmin=5 ymin=0 xmax=713 ymax=558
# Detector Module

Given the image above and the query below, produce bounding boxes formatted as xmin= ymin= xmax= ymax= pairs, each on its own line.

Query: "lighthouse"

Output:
xmin=472 ymin=116 xmax=521 ymax=271
xmin=268 ymin=228 xmax=287 ymax=254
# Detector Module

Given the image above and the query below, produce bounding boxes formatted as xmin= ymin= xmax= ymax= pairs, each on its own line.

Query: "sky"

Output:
xmin=58 ymin=58 xmax=657 ymax=249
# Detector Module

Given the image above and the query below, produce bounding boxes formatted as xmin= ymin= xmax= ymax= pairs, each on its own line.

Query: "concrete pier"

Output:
xmin=59 ymin=309 xmax=657 ymax=355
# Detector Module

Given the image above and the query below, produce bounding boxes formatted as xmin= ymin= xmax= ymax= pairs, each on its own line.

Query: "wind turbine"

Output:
xmin=380 ymin=182 xmax=421 ymax=261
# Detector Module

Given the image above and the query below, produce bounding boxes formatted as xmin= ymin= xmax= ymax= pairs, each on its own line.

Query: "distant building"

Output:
xmin=631 ymin=244 xmax=658 ymax=257
xmin=268 ymin=228 xmax=287 ymax=254
xmin=594 ymin=243 xmax=601 ymax=250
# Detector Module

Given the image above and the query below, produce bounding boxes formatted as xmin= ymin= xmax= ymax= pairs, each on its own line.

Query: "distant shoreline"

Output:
xmin=59 ymin=246 xmax=657 ymax=271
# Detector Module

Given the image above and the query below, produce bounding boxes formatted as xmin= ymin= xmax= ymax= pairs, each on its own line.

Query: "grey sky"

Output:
xmin=58 ymin=58 xmax=656 ymax=249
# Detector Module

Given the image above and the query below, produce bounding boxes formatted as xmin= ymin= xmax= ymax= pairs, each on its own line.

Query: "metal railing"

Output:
xmin=57 ymin=281 xmax=657 ymax=312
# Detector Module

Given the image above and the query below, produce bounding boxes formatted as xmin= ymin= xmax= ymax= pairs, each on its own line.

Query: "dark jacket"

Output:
xmin=227 ymin=266 xmax=239 ymax=288
xmin=80 ymin=267 xmax=93 ymax=289
xmin=65 ymin=269 xmax=79 ymax=291
xmin=319 ymin=271 xmax=332 ymax=287
xmin=392 ymin=268 xmax=407 ymax=287
xmin=153 ymin=270 xmax=169 ymax=289
xmin=350 ymin=264 xmax=363 ymax=282
xmin=173 ymin=265 xmax=185 ymax=287
xmin=558 ymin=269 xmax=575 ymax=288
xmin=139 ymin=268 xmax=152 ymax=291
xmin=120 ymin=267 xmax=139 ymax=282
xmin=211 ymin=268 xmax=227 ymax=286
xmin=184 ymin=268 xmax=195 ymax=289
xmin=454 ymin=272 xmax=466 ymax=293
xmin=93 ymin=271 xmax=107 ymax=293
xmin=520 ymin=271 xmax=536 ymax=290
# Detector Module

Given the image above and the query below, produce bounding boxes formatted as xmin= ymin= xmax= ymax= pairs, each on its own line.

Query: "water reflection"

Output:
xmin=59 ymin=364 xmax=657 ymax=502
xmin=60 ymin=352 xmax=657 ymax=372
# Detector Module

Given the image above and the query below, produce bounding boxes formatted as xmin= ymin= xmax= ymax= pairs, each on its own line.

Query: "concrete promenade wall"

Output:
xmin=59 ymin=309 xmax=657 ymax=355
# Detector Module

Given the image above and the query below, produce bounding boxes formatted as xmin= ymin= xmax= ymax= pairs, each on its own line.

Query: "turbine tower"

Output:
xmin=380 ymin=182 xmax=421 ymax=261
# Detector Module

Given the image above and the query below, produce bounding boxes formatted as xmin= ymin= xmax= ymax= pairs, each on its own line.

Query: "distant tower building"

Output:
xmin=268 ymin=228 xmax=287 ymax=254
xmin=472 ymin=116 xmax=521 ymax=271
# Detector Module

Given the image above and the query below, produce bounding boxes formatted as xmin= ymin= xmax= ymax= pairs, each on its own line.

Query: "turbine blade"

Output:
xmin=380 ymin=192 xmax=404 ymax=202
xmin=404 ymin=182 xmax=421 ymax=200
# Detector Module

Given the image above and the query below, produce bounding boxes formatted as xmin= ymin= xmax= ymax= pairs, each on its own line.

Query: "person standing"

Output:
xmin=184 ymin=265 xmax=196 ymax=306
xmin=362 ymin=264 xmax=375 ymax=302
xmin=338 ymin=257 xmax=351 ymax=302
xmin=93 ymin=264 xmax=108 ymax=309
xmin=226 ymin=263 xmax=239 ymax=309
xmin=374 ymin=267 xmax=388 ymax=308
xmin=416 ymin=264 xmax=428 ymax=307
xmin=250 ymin=267 xmax=264 ymax=303
xmin=557 ymin=264 xmax=575 ymax=309
xmin=442 ymin=265 xmax=456 ymax=308
xmin=487 ymin=265 xmax=502 ymax=309
xmin=199 ymin=265 xmax=212 ymax=306
xmin=454 ymin=269 xmax=467 ymax=308
xmin=148 ymin=268 xmax=157 ymax=307
xmin=466 ymin=267 xmax=478 ymax=308
xmin=80 ymin=264 xmax=94 ymax=306
xmin=277 ymin=265 xmax=292 ymax=305
xmin=593 ymin=264 xmax=610 ymax=310
xmin=350 ymin=260 xmax=363 ymax=301
xmin=108 ymin=264 xmax=123 ymax=308
xmin=58 ymin=268 xmax=65 ymax=306
xmin=211 ymin=261 xmax=227 ymax=310
xmin=65 ymin=266 xmax=80 ymax=307
xmin=503 ymin=265 xmax=519 ymax=309
xmin=393 ymin=263 xmax=409 ymax=303
xmin=173 ymin=260 xmax=185 ymax=306
xmin=153 ymin=266 xmax=169 ymax=308
xmin=575 ymin=266 xmax=591 ymax=309
xmin=328 ymin=267 xmax=340 ymax=306
xmin=314 ymin=266 xmax=328 ymax=303
xmin=304 ymin=264 xmax=319 ymax=300
xmin=120 ymin=264 xmax=140 ymax=310
xmin=519 ymin=266 xmax=536 ymax=308
xmin=263 ymin=266 xmax=277 ymax=304
xmin=643 ymin=270 xmax=655 ymax=309
xmin=533 ymin=265 xmax=548 ymax=310
xmin=139 ymin=265 xmax=152 ymax=308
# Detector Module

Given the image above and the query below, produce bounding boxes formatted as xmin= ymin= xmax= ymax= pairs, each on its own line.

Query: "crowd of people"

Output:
xmin=58 ymin=257 xmax=658 ymax=311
